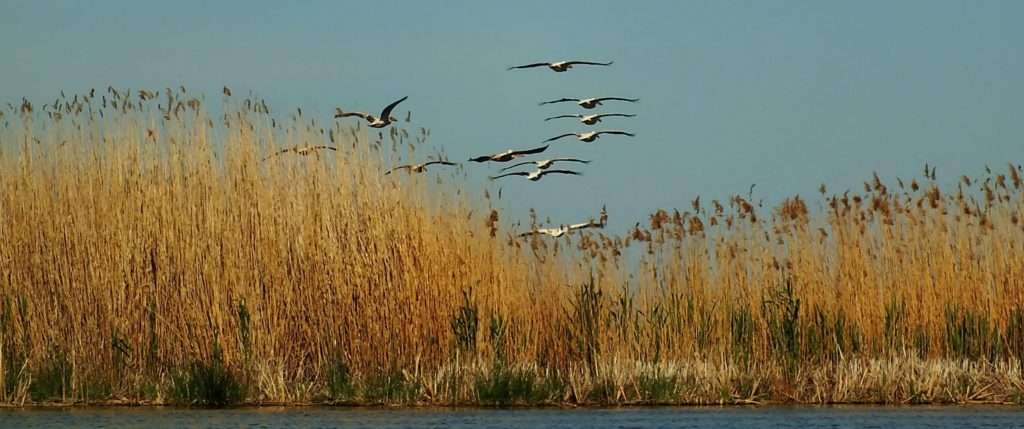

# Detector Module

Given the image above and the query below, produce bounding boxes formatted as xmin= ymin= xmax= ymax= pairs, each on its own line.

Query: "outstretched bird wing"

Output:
xmin=551 ymin=158 xmax=590 ymax=165
xmin=507 ymin=62 xmax=550 ymax=70
xmin=379 ymin=96 xmax=408 ymax=120
xmin=334 ymin=109 xmax=370 ymax=119
xmin=384 ymin=165 xmax=413 ymax=175
xmin=568 ymin=220 xmax=602 ymax=230
xmin=593 ymin=97 xmax=639 ymax=103
xmin=262 ymin=145 xmax=334 ymax=161
xmin=544 ymin=114 xmax=578 ymax=121
xmin=423 ymin=160 xmax=458 ymax=167
xmin=564 ymin=60 xmax=614 ymax=67
xmin=509 ymin=144 xmax=550 ymax=157
xmin=490 ymin=171 xmax=530 ymax=180
xmin=262 ymin=147 xmax=294 ymax=161
xmin=539 ymin=98 xmax=580 ymax=106
xmin=500 ymin=160 xmax=536 ymax=172
xmin=542 ymin=133 xmax=576 ymax=143
xmin=594 ymin=113 xmax=636 ymax=119
xmin=596 ymin=130 xmax=636 ymax=137
xmin=539 ymin=169 xmax=582 ymax=178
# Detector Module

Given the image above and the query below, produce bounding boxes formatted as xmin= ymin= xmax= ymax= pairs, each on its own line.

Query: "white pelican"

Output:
xmin=384 ymin=160 xmax=458 ymax=175
xmin=518 ymin=226 xmax=570 ymax=238
xmin=539 ymin=97 xmax=639 ymax=109
xmin=489 ymin=169 xmax=581 ymax=182
xmin=543 ymin=130 xmax=635 ymax=143
xmin=334 ymin=96 xmax=408 ymax=128
xmin=544 ymin=113 xmax=635 ymax=125
xmin=499 ymin=158 xmax=590 ymax=172
xmin=262 ymin=145 xmax=336 ymax=161
xmin=469 ymin=145 xmax=549 ymax=163
xmin=507 ymin=60 xmax=613 ymax=72
xmin=519 ymin=214 xmax=606 ymax=238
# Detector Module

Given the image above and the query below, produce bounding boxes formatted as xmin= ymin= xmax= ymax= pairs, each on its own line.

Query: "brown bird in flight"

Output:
xmin=262 ymin=145 xmax=336 ymax=161
xmin=384 ymin=160 xmax=459 ymax=175
xmin=334 ymin=96 xmax=408 ymax=128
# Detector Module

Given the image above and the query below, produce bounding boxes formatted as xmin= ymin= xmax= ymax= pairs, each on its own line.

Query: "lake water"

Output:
xmin=0 ymin=406 xmax=1021 ymax=429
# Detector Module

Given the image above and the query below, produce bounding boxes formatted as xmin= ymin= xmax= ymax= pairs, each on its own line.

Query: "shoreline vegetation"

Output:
xmin=1 ymin=89 xmax=1022 ymax=407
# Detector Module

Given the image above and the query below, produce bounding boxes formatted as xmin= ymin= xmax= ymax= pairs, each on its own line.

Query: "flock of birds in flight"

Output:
xmin=277 ymin=59 xmax=634 ymax=237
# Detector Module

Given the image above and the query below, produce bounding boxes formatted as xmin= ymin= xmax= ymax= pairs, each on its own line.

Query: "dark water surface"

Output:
xmin=0 ymin=406 xmax=1021 ymax=429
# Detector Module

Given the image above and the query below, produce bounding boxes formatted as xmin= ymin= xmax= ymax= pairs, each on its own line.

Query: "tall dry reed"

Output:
xmin=0 ymin=89 xmax=1022 ymax=405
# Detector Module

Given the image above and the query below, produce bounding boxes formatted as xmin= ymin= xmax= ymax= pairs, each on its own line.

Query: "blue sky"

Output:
xmin=3 ymin=1 xmax=1022 ymax=229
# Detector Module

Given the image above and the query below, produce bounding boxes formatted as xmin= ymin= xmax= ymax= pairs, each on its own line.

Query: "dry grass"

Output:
xmin=0 ymin=88 xmax=1022 ymax=406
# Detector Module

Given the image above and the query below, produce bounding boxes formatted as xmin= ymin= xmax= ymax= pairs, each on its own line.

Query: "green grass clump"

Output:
xmin=637 ymin=367 xmax=678 ymax=404
xmin=475 ymin=364 xmax=538 ymax=406
xmin=451 ymin=291 xmax=479 ymax=355
xmin=170 ymin=346 xmax=245 ymax=406
xmin=945 ymin=305 xmax=1002 ymax=361
xmin=362 ymin=369 xmax=419 ymax=404
xmin=28 ymin=349 xmax=70 ymax=402
xmin=325 ymin=357 xmax=355 ymax=402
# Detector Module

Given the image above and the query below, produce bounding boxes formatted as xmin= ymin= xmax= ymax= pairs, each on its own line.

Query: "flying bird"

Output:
xmin=262 ymin=145 xmax=336 ymax=161
xmin=384 ymin=160 xmax=458 ymax=175
xmin=539 ymin=97 xmax=639 ymax=109
xmin=469 ymin=145 xmax=549 ymax=163
xmin=543 ymin=130 xmax=635 ymax=143
xmin=500 ymin=158 xmax=590 ymax=172
xmin=519 ymin=213 xmax=607 ymax=238
xmin=334 ymin=96 xmax=408 ymax=128
xmin=490 ymin=169 xmax=581 ymax=182
xmin=507 ymin=60 xmax=613 ymax=72
xmin=518 ymin=226 xmax=571 ymax=238
xmin=544 ymin=113 xmax=636 ymax=125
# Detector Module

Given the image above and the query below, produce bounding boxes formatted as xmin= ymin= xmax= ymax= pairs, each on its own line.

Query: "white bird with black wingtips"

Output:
xmin=519 ymin=208 xmax=608 ymax=237
xmin=507 ymin=60 xmax=613 ymax=72
xmin=469 ymin=145 xmax=550 ymax=163
xmin=539 ymin=97 xmax=639 ymax=109
xmin=499 ymin=158 xmax=590 ymax=172
xmin=543 ymin=130 xmax=635 ymax=143
xmin=489 ymin=169 xmax=581 ymax=182
xmin=544 ymin=113 xmax=636 ymax=125
xmin=334 ymin=96 xmax=408 ymax=128
xmin=518 ymin=226 xmax=571 ymax=238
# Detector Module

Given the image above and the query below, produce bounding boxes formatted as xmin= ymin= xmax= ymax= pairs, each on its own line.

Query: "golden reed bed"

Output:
xmin=0 ymin=89 xmax=1022 ymax=406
